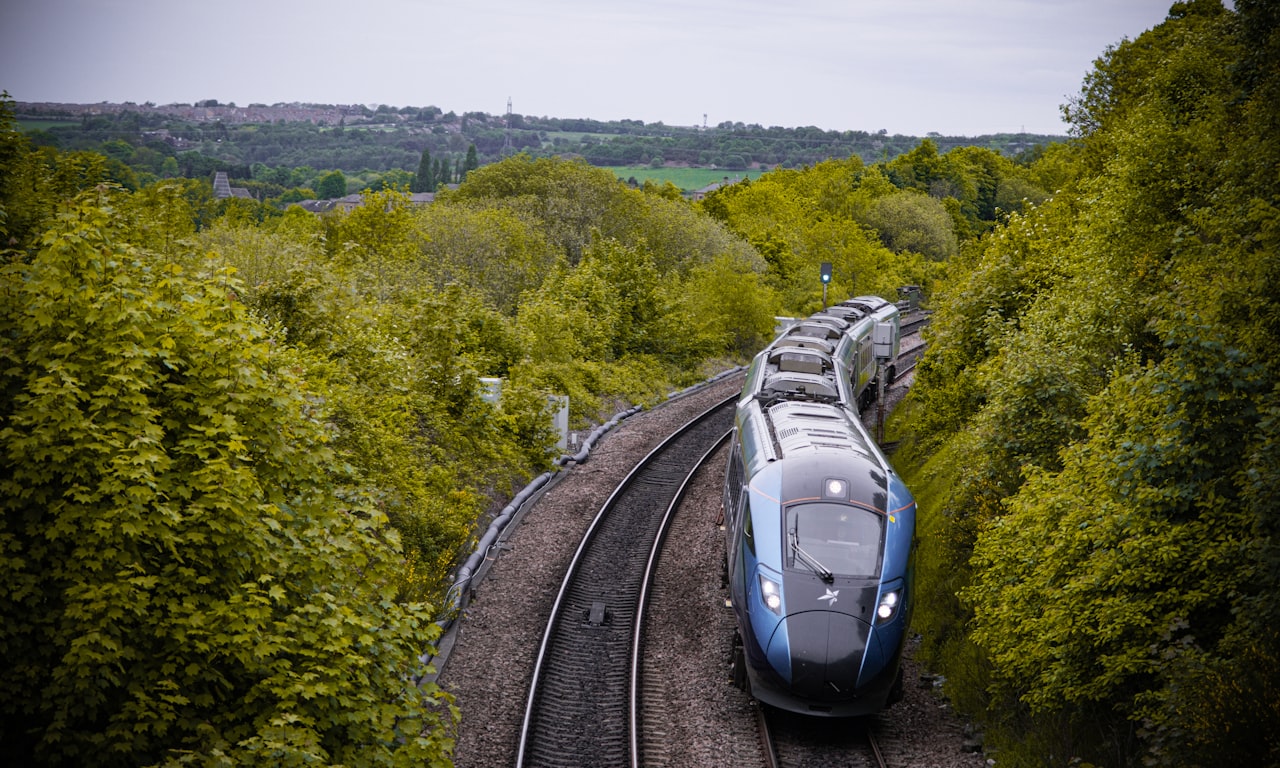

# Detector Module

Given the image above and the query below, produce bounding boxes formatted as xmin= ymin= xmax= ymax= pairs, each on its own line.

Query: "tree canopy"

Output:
xmin=0 ymin=101 xmax=828 ymax=764
xmin=0 ymin=189 xmax=457 ymax=766
xmin=892 ymin=2 xmax=1280 ymax=764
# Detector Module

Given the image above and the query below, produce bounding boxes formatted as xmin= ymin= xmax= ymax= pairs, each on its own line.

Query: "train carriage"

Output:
xmin=723 ymin=294 xmax=915 ymax=717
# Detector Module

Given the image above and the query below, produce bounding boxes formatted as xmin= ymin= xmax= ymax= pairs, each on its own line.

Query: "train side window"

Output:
xmin=741 ymin=497 xmax=755 ymax=555
xmin=725 ymin=446 xmax=744 ymax=523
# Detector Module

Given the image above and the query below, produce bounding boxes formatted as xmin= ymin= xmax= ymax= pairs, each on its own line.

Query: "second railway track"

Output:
xmin=517 ymin=395 xmax=737 ymax=767
xmin=444 ymin=318 xmax=987 ymax=768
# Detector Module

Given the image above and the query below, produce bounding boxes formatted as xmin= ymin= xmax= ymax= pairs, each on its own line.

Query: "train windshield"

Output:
xmin=785 ymin=503 xmax=884 ymax=578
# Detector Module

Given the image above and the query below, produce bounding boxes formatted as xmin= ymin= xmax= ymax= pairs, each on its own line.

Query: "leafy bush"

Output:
xmin=0 ymin=192 xmax=457 ymax=766
xmin=892 ymin=2 xmax=1280 ymax=763
xmin=697 ymin=157 xmax=942 ymax=311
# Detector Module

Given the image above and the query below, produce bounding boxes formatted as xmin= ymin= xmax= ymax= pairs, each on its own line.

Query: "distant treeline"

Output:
xmin=14 ymin=99 xmax=1062 ymax=189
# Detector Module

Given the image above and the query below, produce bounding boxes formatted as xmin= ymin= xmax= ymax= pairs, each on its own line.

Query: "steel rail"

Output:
xmin=757 ymin=704 xmax=890 ymax=768
xmin=896 ymin=342 xmax=927 ymax=376
xmin=900 ymin=313 xmax=932 ymax=336
xmin=628 ymin=427 xmax=734 ymax=768
xmin=756 ymin=703 xmax=780 ymax=768
xmin=516 ymin=394 xmax=738 ymax=768
xmin=867 ymin=725 xmax=889 ymax=768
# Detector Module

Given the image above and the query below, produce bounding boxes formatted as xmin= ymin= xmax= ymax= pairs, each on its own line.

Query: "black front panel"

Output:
xmin=780 ymin=579 xmax=878 ymax=700
xmin=785 ymin=610 xmax=869 ymax=699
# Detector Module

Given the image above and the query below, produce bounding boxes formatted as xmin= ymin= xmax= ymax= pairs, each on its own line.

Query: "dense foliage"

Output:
xmin=892 ymin=1 xmax=1280 ymax=764
xmin=696 ymin=146 xmax=1047 ymax=308
xmin=2 ymin=89 xmax=827 ymax=764
xmin=0 ymin=189 xmax=458 ymax=766
xmin=11 ymin=4 xmax=1254 ymax=757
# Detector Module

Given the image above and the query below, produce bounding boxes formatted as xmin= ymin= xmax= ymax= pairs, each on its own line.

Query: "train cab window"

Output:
xmin=785 ymin=503 xmax=883 ymax=578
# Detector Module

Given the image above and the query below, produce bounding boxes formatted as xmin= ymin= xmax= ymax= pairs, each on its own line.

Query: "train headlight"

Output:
xmin=823 ymin=478 xmax=847 ymax=499
xmin=876 ymin=588 xmax=901 ymax=624
xmin=758 ymin=573 xmax=782 ymax=615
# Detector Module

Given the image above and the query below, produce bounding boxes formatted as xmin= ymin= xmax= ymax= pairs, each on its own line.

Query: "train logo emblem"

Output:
xmin=818 ymin=588 xmax=839 ymax=605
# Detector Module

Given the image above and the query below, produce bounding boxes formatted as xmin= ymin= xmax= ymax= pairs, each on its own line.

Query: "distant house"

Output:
xmin=290 ymin=191 xmax=437 ymax=214
xmin=289 ymin=200 xmax=332 ymax=214
xmin=289 ymin=194 xmax=363 ymax=213
xmin=691 ymin=175 xmax=745 ymax=201
xmin=212 ymin=171 xmax=253 ymax=200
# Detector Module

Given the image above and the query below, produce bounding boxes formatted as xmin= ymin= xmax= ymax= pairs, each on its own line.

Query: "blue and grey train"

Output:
xmin=722 ymin=296 xmax=915 ymax=717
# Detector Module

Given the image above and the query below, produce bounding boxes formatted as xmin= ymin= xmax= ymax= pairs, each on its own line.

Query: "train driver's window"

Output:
xmin=787 ymin=503 xmax=883 ymax=577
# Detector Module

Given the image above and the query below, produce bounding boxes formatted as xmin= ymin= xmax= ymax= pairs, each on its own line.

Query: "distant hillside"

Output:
xmin=14 ymin=99 xmax=1065 ymax=192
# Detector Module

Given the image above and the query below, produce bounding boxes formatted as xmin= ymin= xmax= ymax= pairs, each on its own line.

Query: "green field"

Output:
xmin=18 ymin=119 xmax=78 ymax=132
xmin=603 ymin=166 xmax=764 ymax=192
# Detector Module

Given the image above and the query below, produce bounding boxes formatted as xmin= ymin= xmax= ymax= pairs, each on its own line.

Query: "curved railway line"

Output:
xmin=516 ymin=396 xmax=737 ymax=767
xmin=440 ymin=307 xmax=986 ymax=768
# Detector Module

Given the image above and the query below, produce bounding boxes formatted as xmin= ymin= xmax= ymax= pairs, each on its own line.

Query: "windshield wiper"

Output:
xmin=790 ymin=526 xmax=834 ymax=584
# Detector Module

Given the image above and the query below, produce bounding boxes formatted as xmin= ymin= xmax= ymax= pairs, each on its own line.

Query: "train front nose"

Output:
xmin=785 ymin=611 xmax=870 ymax=698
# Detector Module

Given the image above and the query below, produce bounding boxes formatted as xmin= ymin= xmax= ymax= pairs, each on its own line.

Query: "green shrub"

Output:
xmin=0 ymin=192 xmax=457 ymax=766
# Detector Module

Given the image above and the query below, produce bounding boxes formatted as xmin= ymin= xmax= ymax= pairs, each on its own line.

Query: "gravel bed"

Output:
xmin=438 ymin=375 xmax=744 ymax=767
xmin=637 ymin=439 xmax=762 ymax=768
xmin=438 ymin=363 xmax=989 ymax=768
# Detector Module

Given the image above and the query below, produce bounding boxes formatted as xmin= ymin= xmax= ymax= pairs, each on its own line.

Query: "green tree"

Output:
xmin=463 ymin=143 xmax=478 ymax=179
xmin=412 ymin=147 xmax=433 ymax=193
xmin=449 ymin=154 xmax=634 ymax=264
xmin=697 ymin=158 xmax=938 ymax=312
xmin=0 ymin=91 xmax=47 ymax=250
xmin=414 ymin=201 xmax=559 ymax=315
xmin=858 ymin=190 xmax=958 ymax=260
xmin=209 ymin=188 xmax=555 ymax=597
xmin=892 ymin=2 xmax=1280 ymax=764
xmin=314 ymin=169 xmax=347 ymax=199
xmin=672 ymin=252 xmax=780 ymax=358
xmin=365 ymin=169 xmax=414 ymax=193
xmin=0 ymin=191 xmax=457 ymax=766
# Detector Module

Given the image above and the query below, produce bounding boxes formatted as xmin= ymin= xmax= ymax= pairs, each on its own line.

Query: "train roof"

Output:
xmin=750 ymin=346 xmax=850 ymax=405
xmin=785 ymin=321 xmax=844 ymax=341
xmin=813 ymin=306 xmax=867 ymax=324
xmin=765 ymin=400 xmax=877 ymax=462
xmin=735 ymin=398 xmax=891 ymax=512
xmin=841 ymin=295 xmax=891 ymax=309
xmin=767 ymin=346 xmax=834 ymax=376
xmin=772 ymin=334 xmax=836 ymax=356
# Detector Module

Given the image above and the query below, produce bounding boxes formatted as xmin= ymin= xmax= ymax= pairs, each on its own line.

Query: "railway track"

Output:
xmin=891 ymin=310 xmax=929 ymax=380
xmin=895 ymin=342 xmax=927 ymax=377
xmin=899 ymin=311 xmax=931 ymax=337
xmin=516 ymin=395 xmax=737 ymax=768
xmin=757 ymin=704 xmax=889 ymax=768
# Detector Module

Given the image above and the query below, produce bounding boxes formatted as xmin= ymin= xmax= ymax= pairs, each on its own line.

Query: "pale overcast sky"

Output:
xmin=2 ymin=0 xmax=1176 ymax=136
